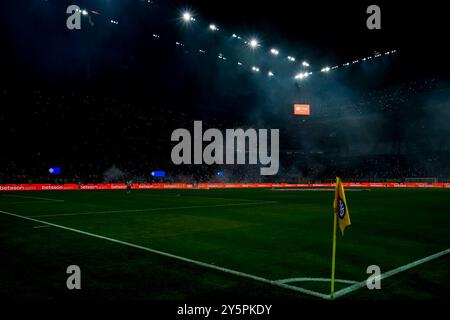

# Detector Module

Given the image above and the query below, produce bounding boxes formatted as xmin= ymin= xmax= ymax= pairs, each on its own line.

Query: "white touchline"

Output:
xmin=0 ymin=209 xmax=329 ymax=300
xmin=3 ymin=194 xmax=64 ymax=202
xmin=0 ymin=200 xmax=66 ymax=205
xmin=333 ymin=247 xmax=450 ymax=299
xmin=31 ymin=201 xmax=278 ymax=218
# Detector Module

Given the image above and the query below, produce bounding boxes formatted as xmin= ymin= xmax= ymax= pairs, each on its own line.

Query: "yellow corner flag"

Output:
xmin=330 ymin=177 xmax=351 ymax=299
xmin=334 ymin=177 xmax=351 ymax=235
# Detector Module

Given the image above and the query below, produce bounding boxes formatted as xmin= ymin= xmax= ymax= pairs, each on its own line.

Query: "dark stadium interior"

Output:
xmin=1 ymin=0 xmax=449 ymax=184
xmin=1 ymin=0 xmax=450 ymax=309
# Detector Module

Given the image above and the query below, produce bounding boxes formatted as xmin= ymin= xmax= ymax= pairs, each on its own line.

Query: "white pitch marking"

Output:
xmin=33 ymin=225 xmax=52 ymax=229
xmin=3 ymin=194 xmax=64 ymax=202
xmin=0 ymin=209 xmax=329 ymax=300
xmin=275 ymin=277 xmax=358 ymax=285
xmin=333 ymin=247 xmax=450 ymax=299
xmin=31 ymin=201 xmax=278 ymax=218
xmin=0 ymin=200 xmax=66 ymax=205
xmin=135 ymin=193 xmax=276 ymax=203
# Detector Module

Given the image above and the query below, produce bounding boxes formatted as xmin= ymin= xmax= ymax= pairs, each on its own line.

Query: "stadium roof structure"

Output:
xmin=2 ymin=1 xmax=448 ymax=90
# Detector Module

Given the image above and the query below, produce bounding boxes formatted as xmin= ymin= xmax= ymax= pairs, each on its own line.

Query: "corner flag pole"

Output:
xmin=330 ymin=207 xmax=338 ymax=300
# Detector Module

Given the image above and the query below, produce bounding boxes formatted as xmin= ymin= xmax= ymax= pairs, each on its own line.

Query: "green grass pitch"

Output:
xmin=0 ymin=188 xmax=449 ymax=300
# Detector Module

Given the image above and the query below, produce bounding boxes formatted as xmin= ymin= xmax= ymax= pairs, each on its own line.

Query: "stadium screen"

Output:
xmin=293 ymin=104 xmax=311 ymax=116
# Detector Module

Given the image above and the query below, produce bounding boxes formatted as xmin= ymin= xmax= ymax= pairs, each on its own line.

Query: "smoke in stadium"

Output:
xmin=0 ymin=0 xmax=449 ymax=311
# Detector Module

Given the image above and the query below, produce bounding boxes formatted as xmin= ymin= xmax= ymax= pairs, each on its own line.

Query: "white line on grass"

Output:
xmin=0 ymin=200 xmax=66 ymax=205
xmin=275 ymin=277 xmax=358 ymax=285
xmin=135 ymin=193 xmax=276 ymax=203
xmin=0 ymin=209 xmax=329 ymax=300
xmin=33 ymin=225 xmax=52 ymax=229
xmin=3 ymin=194 xmax=64 ymax=202
xmin=31 ymin=201 xmax=278 ymax=218
xmin=333 ymin=247 xmax=450 ymax=299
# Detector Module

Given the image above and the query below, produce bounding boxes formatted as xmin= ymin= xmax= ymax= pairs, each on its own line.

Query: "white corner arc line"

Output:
xmin=31 ymin=201 xmax=278 ymax=218
xmin=0 ymin=209 xmax=328 ymax=300
xmin=275 ymin=277 xmax=358 ymax=285
xmin=333 ymin=247 xmax=450 ymax=299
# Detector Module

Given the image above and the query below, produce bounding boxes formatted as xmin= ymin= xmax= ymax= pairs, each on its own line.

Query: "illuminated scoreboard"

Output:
xmin=293 ymin=104 xmax=310 ymax=116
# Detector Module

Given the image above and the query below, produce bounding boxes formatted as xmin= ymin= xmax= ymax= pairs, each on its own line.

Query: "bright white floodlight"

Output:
xmin=182 ymin=12 xmax=193 ymax=22
xmin=209 ymin=24 xmax=218 ymax=31
xmin=268 ymin=71 xmax=274 ymax=77
xmin=270 ymin=48 xmax=279 ymax=55
xmin=302 ymin=61 xmax=310 ymax=67
xmin=249 ymin=39 xmax=259 ymax=48
xmin=295 ymin=72 xmax=310 ymax=80
xmin=81 ymin=9 xmax=88 ymax=16
xmin=287 ymin=56 xmax=295 ymax=62
xmin=321 ymin=66 xmax=331 ymax=72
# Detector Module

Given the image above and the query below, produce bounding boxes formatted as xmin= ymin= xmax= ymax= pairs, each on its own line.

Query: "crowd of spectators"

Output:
xmin=1 ymin=77 xmax=449 ymax=184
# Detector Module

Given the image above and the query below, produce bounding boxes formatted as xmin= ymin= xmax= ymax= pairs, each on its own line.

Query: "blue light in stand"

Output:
xmin=151 ymin=171 xmax=166 ymax=177
xmin=49 ymin=167 xmax=61 ymax=175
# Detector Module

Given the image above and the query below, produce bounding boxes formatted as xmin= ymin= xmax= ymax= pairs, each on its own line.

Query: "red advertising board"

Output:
xmin=1 ymin=182 xmax=449 ymax=192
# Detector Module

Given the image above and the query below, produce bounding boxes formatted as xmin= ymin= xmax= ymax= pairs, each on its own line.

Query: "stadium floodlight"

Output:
xmin=321 ymin=67 xmax=331 ymax=72
xmin=294 ymin=72 xmax=308 ymax=80
xmin=182 ymin=11 xmax=195 ymax=22
xmin=249 ymin=39 xmax=259 ymax=48
xmin=81 ymin=9 xmax=88 ymax=16
xmin=182 ymin=12 xmax=191 ymax=21
xmin=232 ymin=34 xmax=238 ymax=38
xmin=268 ymin=71 xmax=274 ymax=77
xmin=287 ymin=56 xmax=295 ymax=62
xmin=270 ymin=48 xmax=279 ymax=55
xmin=302 ymin=61 xmax=310 ymax=67
xmin=209 ymin=24 xmax=218 ymax=31
xmin=237 ymin=61 xmax=243 ymax=66
xmin=251 ymin=66 xmax=260 ymax=72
